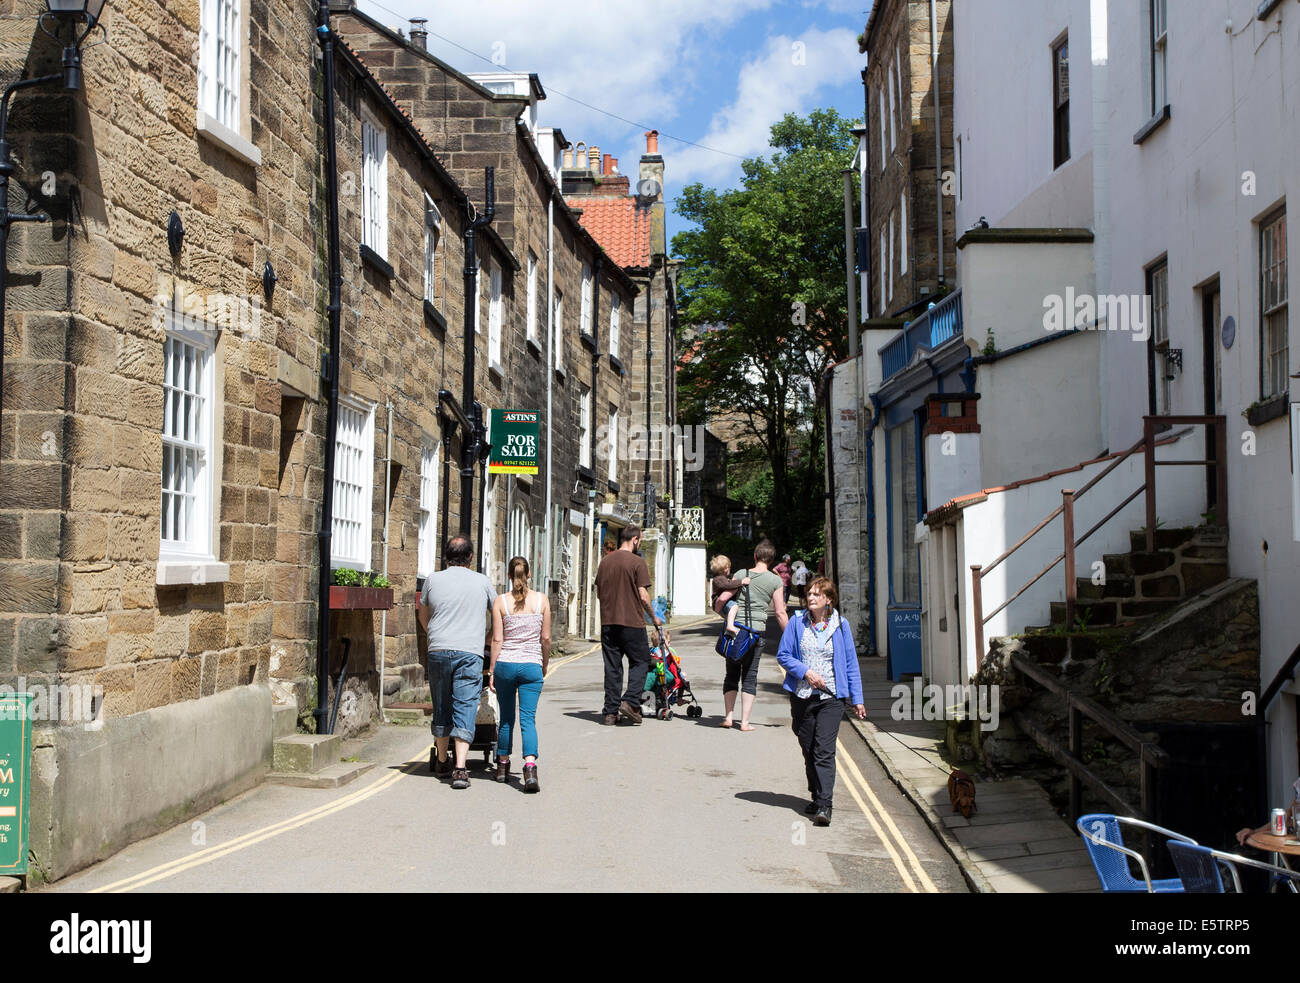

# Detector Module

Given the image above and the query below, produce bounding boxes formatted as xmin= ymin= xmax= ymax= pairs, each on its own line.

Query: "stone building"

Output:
xmin=562 ymin=131 xmax=683 ymax=599
xmin=335 ymin=6 xmax=648 ymax=641
xmin=0 ymin=0 xmax=643 ymax=882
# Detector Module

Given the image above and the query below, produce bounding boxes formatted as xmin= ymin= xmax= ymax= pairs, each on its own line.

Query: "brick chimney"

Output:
xmin=638 ymin=129 xmax=664 ymax=201
xmin=408 ymin=18 xmax=427 ymax=49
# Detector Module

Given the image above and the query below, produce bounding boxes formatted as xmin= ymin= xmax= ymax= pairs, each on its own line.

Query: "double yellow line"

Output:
xmin=90 ymin=753 xmax=427 ymax=893
xmin=836 ymin=737 xmax=938 ymax=893
xmin=94 ymin=644 xmax=604 ymax=893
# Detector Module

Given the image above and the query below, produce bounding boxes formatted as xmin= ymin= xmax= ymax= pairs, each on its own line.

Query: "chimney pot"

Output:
xmin=610 ymin=157 xmax=618 ymax=174
xmin=645 ymin=130 xmax=659 ymax=154
xmin=409 ymin=18 xmax=428 ymax=49
xmin=589 ymin=145 xmax=600 ymax=170
xmin=602 ymin=153 xmax=612 ymax=176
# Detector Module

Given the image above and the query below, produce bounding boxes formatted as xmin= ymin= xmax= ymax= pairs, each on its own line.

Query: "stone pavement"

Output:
xmin=845 ymin=656 xmax=1100 ymax=893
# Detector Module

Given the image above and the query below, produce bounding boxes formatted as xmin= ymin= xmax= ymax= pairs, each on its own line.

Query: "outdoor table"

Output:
xmin=1244 ymin=826 xmax=1300 ymax=890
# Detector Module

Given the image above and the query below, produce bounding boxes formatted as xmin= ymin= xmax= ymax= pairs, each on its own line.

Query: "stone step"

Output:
xmin=265 ymin=760 xmax=376 ymax=789
xmin=1118 ymin=597 xmax=1181 ymax=619
xmin=1049 ymin=599 xmax=1117 ymax=627
xmin=273 ymin=703 xmax=298 ymax=740
xmin=273 ymin=733 xmax=342 ymax=774
xmin=1076 ymin=575 xmax=1135 ymax=600
xmin=1181 ymin=561 xmax=1229 ymax=594
xmin=1129 ymin=527 xmax=1198 ymax=553
xmin=384 ymin=705 xmax=431 ymax=726
xmin=0 ymin=876 xmax=20 ymax=894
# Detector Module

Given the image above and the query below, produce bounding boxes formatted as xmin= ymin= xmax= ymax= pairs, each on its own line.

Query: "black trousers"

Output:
xmin=601 ymin=625 xmax=651 ymax=715
xmin=722 ymin=641 xmax=763 ymax=696
xmin=790 ymin=695 xmax=844 ymax=808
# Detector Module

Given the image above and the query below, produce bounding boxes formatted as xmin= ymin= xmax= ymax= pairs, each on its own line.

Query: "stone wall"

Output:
xmin=865 ymin=0 xmax=955 ymax=315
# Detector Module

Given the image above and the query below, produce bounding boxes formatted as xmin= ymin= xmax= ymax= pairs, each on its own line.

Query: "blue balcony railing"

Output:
xmin=878 ymin=290 xmax=963 ymax=384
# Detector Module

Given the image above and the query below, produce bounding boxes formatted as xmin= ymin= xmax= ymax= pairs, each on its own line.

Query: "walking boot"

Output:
xmin=451 ymin=768 xmax=470 ymax=790
xmin=617 ymin=701 xmax=642 ymax=725
xmin=495 ymin=758 xmax=510 ymax=783
xmin=812 ymin=805 xmax=832 ymax=827
xmin=523 ymin=763 xmax=540 ymax=793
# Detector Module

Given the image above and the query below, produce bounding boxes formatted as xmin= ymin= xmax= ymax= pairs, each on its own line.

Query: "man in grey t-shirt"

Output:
xmin=417 ymin=535 xmax=495 ymax=789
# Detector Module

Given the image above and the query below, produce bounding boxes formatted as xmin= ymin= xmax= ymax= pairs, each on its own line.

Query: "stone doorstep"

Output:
xmin=272 ymin=703 xmax=298 ymax=741
xmin=0 ymin=876 xmax=20 ymax=894
xmin=272 ymin=733 xmax=342 ymax=773
xmin=264 ymin=760 xmax=376 ymax=789
xmin=383 ymin=706 xmax=431 ymax=726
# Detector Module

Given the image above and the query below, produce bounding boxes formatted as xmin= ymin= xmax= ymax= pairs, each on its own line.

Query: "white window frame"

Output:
xmin=607 ymin=405 xmax=619 ymax=481
xmin=880 ymin=227 xmax=887 ymax=314
xmin=581 ymin=261 xmax=593 ymax=338
xmin=1261 ymin=208 xmax=1289 ymax=400
xmin=609 ymin=293 xmax=621 ymax=359
xmin=879 ymin=89 xmax=887 ymax=173
xmin=361 ymin=111 xmax=389 ymax=260
xmin=900 ymin=192 xmax=908 ymax=276
xmin=418 ymin=440 xmax=441 ymax=578
xmin=159 ymin=313 xmax=227 ymax=584
xmin=1150 ymin=0 xmax=1167 ymax=116
xmin=423 ymin=193 xmax=441 ymax=306
xmin=474 ymin=252 xmax=483 ymax=335
xmin=488 ymin=259 xmax=503 ymax=370
xmin=526 ymin=250 xmax=538 ymax=344
xmin=333 ymin=397 xmax=376 ymax=571
xmin=888 ymin=62 xmax=896 ymax=151
xmin=579 ymin=385 xmax=592 ymax=469
xmin=553 ymin=288 xmax=565 ymax=374
xmin=887 ymin=212 xmax=895 ymax=303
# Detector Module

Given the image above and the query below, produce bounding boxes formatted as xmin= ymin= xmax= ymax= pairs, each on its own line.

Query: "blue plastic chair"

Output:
xmin=1168 ymin=841 xmax=1300 ymax=894
xmin=1076 ymin=813 xmax=1192 ymax=892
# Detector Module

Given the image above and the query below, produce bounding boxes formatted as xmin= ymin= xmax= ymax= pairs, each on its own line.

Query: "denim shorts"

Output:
xmin=428 ymin=649 xmax=483 ymax=744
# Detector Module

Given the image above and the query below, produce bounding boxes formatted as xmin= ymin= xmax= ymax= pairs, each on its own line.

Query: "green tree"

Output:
xmin=673 ymin=108 xmax=854 ymax=550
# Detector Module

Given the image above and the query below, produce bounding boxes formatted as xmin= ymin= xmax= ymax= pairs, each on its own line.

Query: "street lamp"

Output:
xmin=0 ymin=0 xmax=108 ymax=421
xmin=41 ymin=0 xmax=108 ymax=90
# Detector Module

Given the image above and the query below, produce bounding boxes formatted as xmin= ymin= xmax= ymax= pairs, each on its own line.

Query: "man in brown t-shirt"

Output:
xmin=594 ymin=524 xmax=663 ymax=725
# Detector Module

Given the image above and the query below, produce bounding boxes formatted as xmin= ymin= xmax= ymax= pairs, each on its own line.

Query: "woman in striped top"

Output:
xmin=489 ymin=556 xmax=551 ymax=793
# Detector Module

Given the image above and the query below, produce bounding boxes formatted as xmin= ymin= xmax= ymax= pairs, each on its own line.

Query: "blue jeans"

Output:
xmin=494 ymin=661 xmax=544 ymax=759
xmin=428 ymin=649 xmax=482 ymax=744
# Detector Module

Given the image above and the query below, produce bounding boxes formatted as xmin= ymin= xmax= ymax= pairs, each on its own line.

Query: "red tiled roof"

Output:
xmin=566 ymin=196 xmax=652 ymax=269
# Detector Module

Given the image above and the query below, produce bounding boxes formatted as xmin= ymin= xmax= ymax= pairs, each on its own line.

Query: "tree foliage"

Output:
xmin=673 ymin=108 xmax=855 ymax=552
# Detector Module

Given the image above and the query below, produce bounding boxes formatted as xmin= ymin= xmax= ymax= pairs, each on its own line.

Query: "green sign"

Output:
xmin=488 ymin=409 xmax=540 ymax=475
xmin=0 ymin=693 xmax=32 ymax=876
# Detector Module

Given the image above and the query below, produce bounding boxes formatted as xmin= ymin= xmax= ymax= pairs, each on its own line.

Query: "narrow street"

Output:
xmin=46 ymin=619 xmax=966 ymax=894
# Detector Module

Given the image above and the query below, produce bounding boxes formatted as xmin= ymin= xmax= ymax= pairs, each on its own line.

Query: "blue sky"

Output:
xmin=353 ymin=0 xmax=870 ymax=244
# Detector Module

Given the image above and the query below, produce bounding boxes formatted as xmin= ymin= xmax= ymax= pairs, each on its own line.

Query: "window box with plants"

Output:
xmin=329 ymin=569 xmax=395 ymax=610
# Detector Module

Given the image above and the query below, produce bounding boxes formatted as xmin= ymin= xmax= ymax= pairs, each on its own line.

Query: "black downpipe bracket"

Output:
xmin=315 ymin=2 xmax=344 ymax=733
xmin=459 ymin=169 xmax=495 ymax=558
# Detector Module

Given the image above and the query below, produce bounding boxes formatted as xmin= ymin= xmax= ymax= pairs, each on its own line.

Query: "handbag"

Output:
xmin=715 ymin=577 xmax=760 ymax=662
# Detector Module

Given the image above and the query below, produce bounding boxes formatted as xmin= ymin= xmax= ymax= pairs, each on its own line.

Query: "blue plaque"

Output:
xmin=1221 ymin=315 xmax=1236 ymax=350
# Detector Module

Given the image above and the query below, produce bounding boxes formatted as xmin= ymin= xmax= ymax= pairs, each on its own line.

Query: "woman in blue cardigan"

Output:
xmin=775 ymin=576 xmax=865 ymax=827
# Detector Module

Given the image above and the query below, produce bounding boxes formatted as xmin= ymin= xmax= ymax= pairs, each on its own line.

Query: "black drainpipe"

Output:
xmin=314 ymin=1 xmax=343 ymax=734
xmin=461 ymin=170 xmax=495 ymax=556
xmin=822 ymin=368 xmax=839 ymax=586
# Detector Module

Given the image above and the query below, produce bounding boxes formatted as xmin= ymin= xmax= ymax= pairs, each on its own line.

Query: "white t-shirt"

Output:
xmin=792 ymin=565 xmax=810 ymax=586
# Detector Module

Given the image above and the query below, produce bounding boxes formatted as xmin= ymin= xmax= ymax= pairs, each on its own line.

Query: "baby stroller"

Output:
xmin=642 ymin=628 xmax=703 ymax=720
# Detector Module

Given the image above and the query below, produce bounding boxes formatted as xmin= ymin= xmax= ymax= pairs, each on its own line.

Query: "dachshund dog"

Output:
xmin=948 ymin=768 xmax=977 ymax=819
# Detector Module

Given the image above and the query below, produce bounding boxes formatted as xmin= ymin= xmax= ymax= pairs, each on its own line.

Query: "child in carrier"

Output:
xmin=710 ymin=554 xmax=751 ymax=638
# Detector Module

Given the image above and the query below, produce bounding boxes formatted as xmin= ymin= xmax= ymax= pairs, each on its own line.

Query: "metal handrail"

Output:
xmin=970 ymin=416 xmax=1227 ymax=667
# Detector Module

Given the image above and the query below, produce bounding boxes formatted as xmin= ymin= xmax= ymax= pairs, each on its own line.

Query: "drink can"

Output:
xmin=1272 ymin=808 xmax=1287 ymax=835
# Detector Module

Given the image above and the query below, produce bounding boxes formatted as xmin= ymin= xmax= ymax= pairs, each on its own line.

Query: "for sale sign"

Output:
xmin=0 ymin=693 xmax=32 ymax=875
xmin=488 ymin=409 xmax=540 ymax=475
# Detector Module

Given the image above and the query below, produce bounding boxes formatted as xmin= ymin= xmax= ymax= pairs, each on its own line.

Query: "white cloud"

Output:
xmin=669 ymin=26 xmax=862 ymax=185
xmin=354 ymin=0 xmax=776 ymax=137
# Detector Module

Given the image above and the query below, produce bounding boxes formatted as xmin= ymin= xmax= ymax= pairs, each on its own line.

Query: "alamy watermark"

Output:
xmin=595 ymin=422 xmax=706 ymax=472
xmin=890 ymin=680 xmax=1000 ymax=732
xmin=0 ymin=678 xmax=104 ymax=730
xmin=1043 ymin=287 xmax=1151 ymax=342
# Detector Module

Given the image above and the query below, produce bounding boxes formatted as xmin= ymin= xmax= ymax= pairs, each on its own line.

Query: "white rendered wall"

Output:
xmin=1102 ymin=0 xmax=1300 ymax=807
xmin=953 ymin=0 xmax=1097 ymax=244
xmin=671 ymin=543 xmax=708 ymax=617
xmin=960 ymin=240 xmax=1096 ymax=352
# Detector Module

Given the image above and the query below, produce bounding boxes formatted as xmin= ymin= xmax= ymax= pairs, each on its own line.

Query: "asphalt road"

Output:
xmin=49 ymin=617 xmax=968 ymax=893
